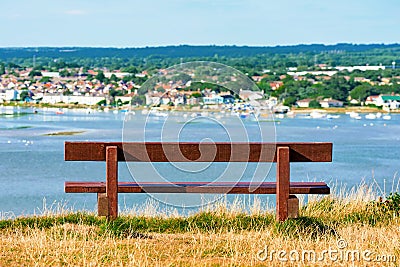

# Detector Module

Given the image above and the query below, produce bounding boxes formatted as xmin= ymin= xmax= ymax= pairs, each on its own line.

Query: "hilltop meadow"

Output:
xmin=1 ymin=182 xmax=399 ymax=266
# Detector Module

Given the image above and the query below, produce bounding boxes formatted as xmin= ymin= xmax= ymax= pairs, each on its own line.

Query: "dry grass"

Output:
xmin=1 ymin=183 xmax=400 ymax=266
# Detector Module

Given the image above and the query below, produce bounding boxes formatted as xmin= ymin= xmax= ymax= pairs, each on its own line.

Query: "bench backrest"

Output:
xmin=65 ymin=142 xmax=332 ymax=163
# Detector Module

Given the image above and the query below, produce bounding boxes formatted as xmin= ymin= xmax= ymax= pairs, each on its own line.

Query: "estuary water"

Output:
xmin=1 ymin=106 xmax=399 ymax=216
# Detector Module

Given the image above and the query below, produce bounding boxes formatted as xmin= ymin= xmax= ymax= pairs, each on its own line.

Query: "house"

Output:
xmin=265 ymin=97 xmax=278 ymax=108
xmin=5 ymin=89 xmax=19 ymax=101
xmin=221 ymin=95 xmax=235 ymax=104
xmin=104 ymin=72 xmax=130 ymax=79
xmin=42 ymin=94 xmax=63 ymax=104
xmin=380 ymin=78 xmax=391 ymax=85
xmin=203 ymin=93 xmax=224 ymax=105
xmin=296 ymin=98 xmax=313 ymax=108
xmin=269 ymin=81 xmax=283 ymax=90
xmin=375 ymin=95 xmax=400 ymax=110
xmin=252 ymin=76 xmax=264 ymax=82
xmin=365 ymin=95 xmax=379 ymax=106
xmin=115 ymin=93 xmax=136 ymax=105
xmin=41 ymin=72 xmax=60 ymax=78
xmin=335 ymin=65 xmax=385 ymax=72
xmin=319 ymin=99 xmax=343 ymax=108
xmin=349 ymin=99 xmax=360 ymax=105
xmin=239 ymin=89 xmax=263 ymax=101
xmin=41 ymin=94 xmax=106 ymax=105
xmin=145 ymin=91 xmax=163 ymax=106
xmin=0 ymin=90 xmax=6 ymax=102
xmin=354 ymin=77 xmax=373 ymax=85
xmin=287 ymin=71 xmax=338 ymax=77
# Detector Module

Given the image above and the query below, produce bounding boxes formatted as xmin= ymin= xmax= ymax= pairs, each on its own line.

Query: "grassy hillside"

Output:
xmin=1 ymin=183 xmax=399 ymax=266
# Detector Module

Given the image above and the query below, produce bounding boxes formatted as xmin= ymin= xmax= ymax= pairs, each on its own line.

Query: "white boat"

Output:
xmin=376 ymin=112 xmax=382 ymax=118
xmin=365 ymin=113 xmax=376 ymax=120
xmin=383 ymin=115 xmax=392 ymax=120
xmin=327 ymin=114 xmax=340 ymax=119
xmin=151 ymin=111 xmax=168 ymax=117
xmin=286 ymin=111 xmax=295 ymax=118
xmin=349 ymin=112 xmax=360 ymax=118
xmin=309 ymin=110 xmax=326 ymax=119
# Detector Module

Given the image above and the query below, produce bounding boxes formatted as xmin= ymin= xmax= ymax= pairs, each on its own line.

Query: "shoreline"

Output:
xmin=1 ymin=102 xmax=399 ymax=115
xmin=291 ymin=106 xmax=399 ymax=114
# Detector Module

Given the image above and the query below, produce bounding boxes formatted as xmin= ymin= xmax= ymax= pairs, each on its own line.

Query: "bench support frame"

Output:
xmin=101 ymin=146 xmax=299 ymax=221
xmin=64 ymin=142 xmax=331 ymax=222
xmin=106 ymin=146 xmax=118 ymax=219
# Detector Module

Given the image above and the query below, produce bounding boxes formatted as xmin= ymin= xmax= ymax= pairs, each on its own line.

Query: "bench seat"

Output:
xmin=65 ymin=181 xmax=330 ymax=194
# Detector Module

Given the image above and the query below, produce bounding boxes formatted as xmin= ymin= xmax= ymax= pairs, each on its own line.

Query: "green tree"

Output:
xmin=95 ymin=71 xmax=106 ymax=83
xmin=59 ymin=69 xmax=71 ymax=77
xmin=191 ymin=92 xmax=202 ymax=98
xmin=257 ymin=80 xmax=272 ymax=94
xmin=349 ymin=83 xmax=373 ymax=102
xmin=309 ymin=99 xmax=321 ymax=108
xmin=19 ymin=90 xmax=30 ymax=101
xmin=40 ymin=76 xmax=52 ymax=83
xmin=131 ymin=95 xmax=146 ymax=105
xmin=283 ymin=96 xmax=297 ymax=106
xmin=29 ymin=70 xmax=42 ymax=77
xmin=0 ymin=63 xmax=5 ymax=75
xmin=110 ymin=74 xmax=119 ymax=82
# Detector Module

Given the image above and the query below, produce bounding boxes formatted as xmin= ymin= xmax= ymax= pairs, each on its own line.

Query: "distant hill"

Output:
xmin=0 ymin=44 xmax=399 ymax=60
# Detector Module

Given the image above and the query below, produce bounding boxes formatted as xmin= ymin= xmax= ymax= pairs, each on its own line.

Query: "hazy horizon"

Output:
xmin=2 ymin=0 xmax=399 ymax=47
xmin=0 ymin=42 xmax=399 ymax=49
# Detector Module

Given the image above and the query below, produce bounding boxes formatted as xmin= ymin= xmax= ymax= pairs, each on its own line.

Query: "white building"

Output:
xmin=375 ymin=95 xmax=400 ymax=110
xmin=5 ymin=89 xmax=20 ymax=101
xmin=41 ymin=94 xmax=106 ymax=105
xmin=203 ymin=95 xmax=223 ymax=105
xmin=42 ymin=94 xmax=63 ymax=104
xmin=41 ymin=72 xmax=60 ymax=78
xmin=335 ymin=66 xmax=385 ymax=72
xmin=319 ymin=99 xmax=344 ymax=108
xmin=63 ymin=95 xmax=106 ymax=105
xmin=239 ymin=90 xmax=263 ymax=101
xmin=287 ymin=71 xmax=338 ymax=77
xmin=296 ymin=98 xmax=313 ymax=108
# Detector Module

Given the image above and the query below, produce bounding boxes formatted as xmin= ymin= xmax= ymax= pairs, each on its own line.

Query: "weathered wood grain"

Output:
xmin=65 ymin=142 xmax=332 ymax=162
xmin=65 ymin=181 xmax=330 ymax=194
xmin=106 ymin=146 xmax=118 ymax=220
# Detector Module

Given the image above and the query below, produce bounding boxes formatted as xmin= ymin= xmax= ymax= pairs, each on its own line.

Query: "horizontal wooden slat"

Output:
xmin=65 ymin=181 xmax=330 ymax=194
xmin=65 ymin=142 xmax=332 ymax=162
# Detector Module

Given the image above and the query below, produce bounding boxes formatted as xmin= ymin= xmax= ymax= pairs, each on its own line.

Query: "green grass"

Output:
xmin=1 ymin=193 xmax=399 ymax=238
xmin=2 ymin=191 xmax=400 ymax=266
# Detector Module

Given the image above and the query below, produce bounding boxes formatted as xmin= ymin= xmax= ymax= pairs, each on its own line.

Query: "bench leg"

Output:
xmin=106 ymin=146 xmax=118 ymax=220
xmin=97 ymin=193 xmax=109 ymax=216
xmin=277 ymin=147 xmax=290 ymax=222
xmin=288 ymin=195 xmax=299 ymax=219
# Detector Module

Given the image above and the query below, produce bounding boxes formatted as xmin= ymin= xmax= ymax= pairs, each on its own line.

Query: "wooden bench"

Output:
xmin=64 ymin=142 xmax=332 ymax=221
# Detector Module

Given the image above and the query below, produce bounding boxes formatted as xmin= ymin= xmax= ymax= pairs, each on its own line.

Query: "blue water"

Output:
xmin=0 ymin=107 xmax=399 ymax=216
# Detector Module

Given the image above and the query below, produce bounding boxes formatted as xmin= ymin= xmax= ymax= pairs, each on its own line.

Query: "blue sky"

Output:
xmin=1 ymin=0 xmax=399 ymax=47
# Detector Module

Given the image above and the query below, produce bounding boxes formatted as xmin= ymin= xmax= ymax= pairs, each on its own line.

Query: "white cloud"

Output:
xmin=65 ymin=10 xmax=87 ymax=16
